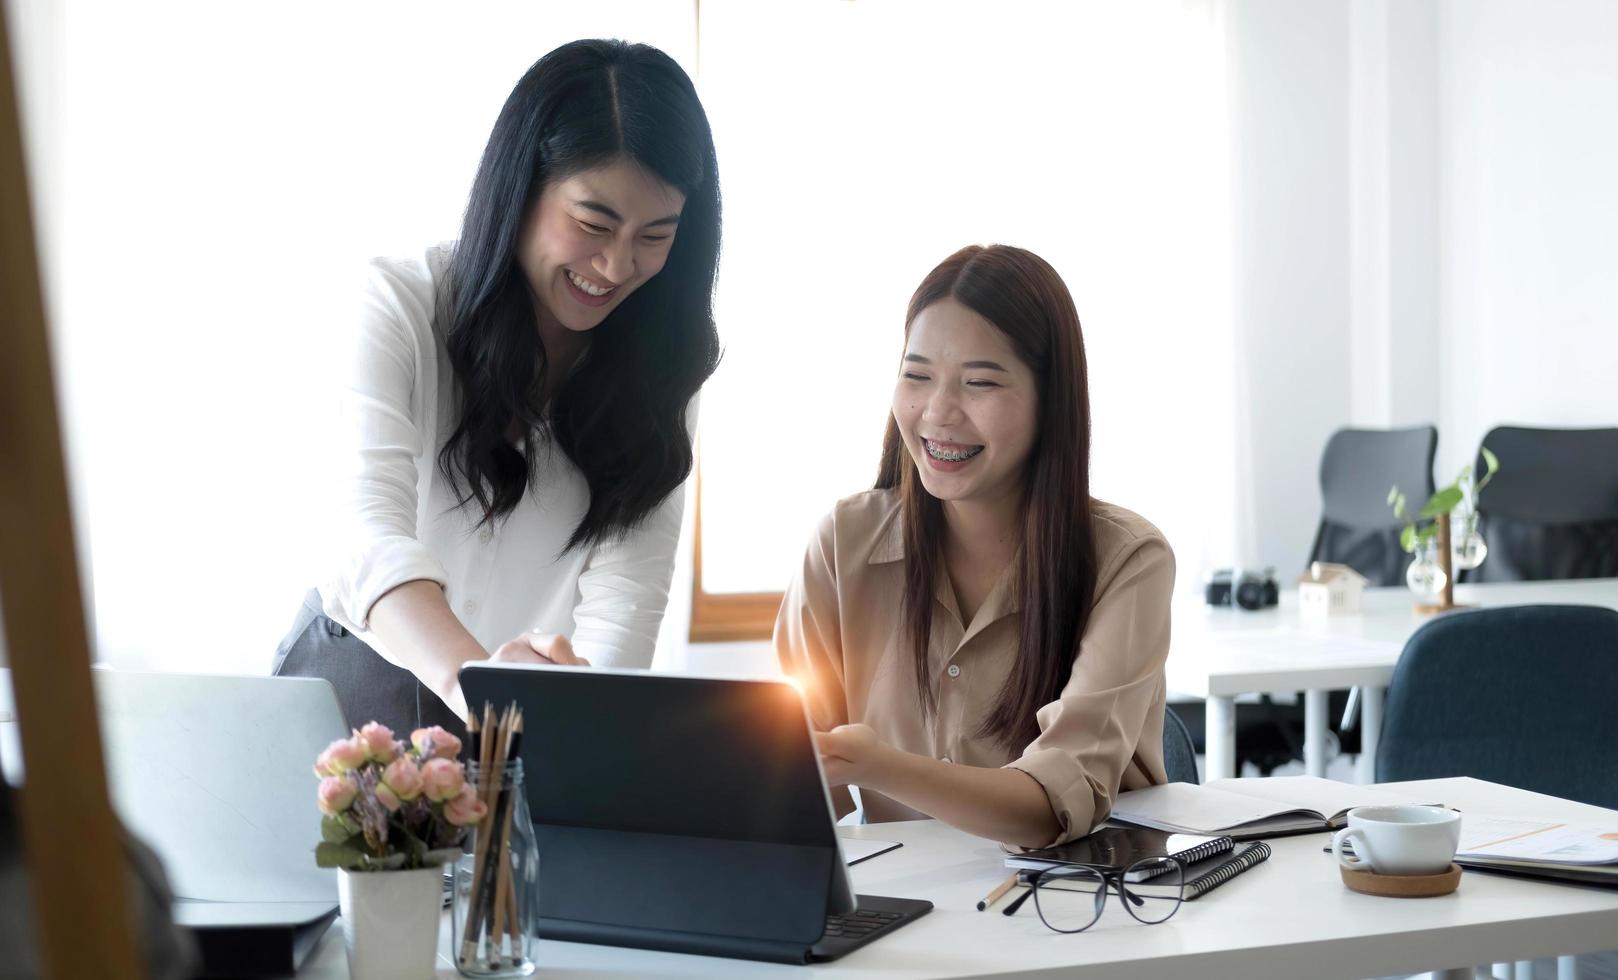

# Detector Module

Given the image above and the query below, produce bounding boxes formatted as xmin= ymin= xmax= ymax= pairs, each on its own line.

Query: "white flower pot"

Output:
xmin=338 ymin=866 xmax=444 ymax=980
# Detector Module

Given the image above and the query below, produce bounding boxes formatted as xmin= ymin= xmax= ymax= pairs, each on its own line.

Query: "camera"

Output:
xmin=1205 ymin=568 xmax=1280 ymax=610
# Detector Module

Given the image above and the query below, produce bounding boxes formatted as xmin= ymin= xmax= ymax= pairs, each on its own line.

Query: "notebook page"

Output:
xmin=1207 ymin=775 xmax=1432 ymax=822
xmin=1110 ymin=782 xmax=1317 ymax=833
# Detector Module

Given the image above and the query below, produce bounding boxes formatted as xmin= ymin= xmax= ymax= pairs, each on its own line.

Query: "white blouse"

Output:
xmin=318 ymin=244 xmax=684 ymax=669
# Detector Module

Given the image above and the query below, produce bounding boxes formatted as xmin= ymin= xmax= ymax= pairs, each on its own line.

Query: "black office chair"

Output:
xmin=1376 ymin=604 xmax=1618 ymax=809
xmin=1172 ymin=426 xmax=1441 ymax=774
xmin=1310 ymin=426 xmax=1439 ymax=586
xmin=1162 ymin=706 xmax=1199 ymax=785
xmin=1465 ymin=426 xmax=1618 ymax=583
xmin=1302 ymin=425 xmax=1440 ymax=760
xmin=1223 ymin=426 xmax=1436 ymax=773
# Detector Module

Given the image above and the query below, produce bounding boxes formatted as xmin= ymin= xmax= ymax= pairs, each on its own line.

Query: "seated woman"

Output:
xmin=775 ymin=244 xmax=1174 ymax=849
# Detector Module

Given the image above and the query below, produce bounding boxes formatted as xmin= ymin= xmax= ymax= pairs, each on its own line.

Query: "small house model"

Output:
xmin=1297 ymin=561 xmax=1367 ymax=616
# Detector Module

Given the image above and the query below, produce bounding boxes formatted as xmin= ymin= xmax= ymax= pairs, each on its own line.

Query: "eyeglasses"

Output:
xmin=1002 ymin=857 xmax=1185 ymax=934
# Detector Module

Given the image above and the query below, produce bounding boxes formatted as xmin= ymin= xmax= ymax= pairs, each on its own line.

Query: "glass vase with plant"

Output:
xmin=1389 ymin=448 xmax=1501 ymax=604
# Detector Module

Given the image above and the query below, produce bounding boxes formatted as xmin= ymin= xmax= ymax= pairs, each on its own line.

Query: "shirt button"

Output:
xmin=462 ymin=599 xmax=479 ymax=616
xmin=947 ymin=664 xmax=961 ymax=679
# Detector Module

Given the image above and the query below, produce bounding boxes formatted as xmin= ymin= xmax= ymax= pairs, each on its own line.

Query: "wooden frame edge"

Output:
xmin=0 ymin=8 xmax=142 ymax=974
xmin=688 ymin=459 xmax=782 ymax=644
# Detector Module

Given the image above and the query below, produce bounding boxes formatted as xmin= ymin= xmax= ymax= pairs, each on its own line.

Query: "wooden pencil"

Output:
xmin=501 ymin=709 xmax=525 ymax=950
xmin=469 ymin=704 xmax=517 ymax=961
xmin=976 ymin=872 xmax=1019 ymax=911
xmin=458 ymin=702 xmax=500 ymax=965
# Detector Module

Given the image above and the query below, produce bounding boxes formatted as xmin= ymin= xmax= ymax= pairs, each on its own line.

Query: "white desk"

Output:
xmin=1167 ymin=578 xmax=1618 ymax=782
xmin=296 ymin=777 xmax=1618 ymax=979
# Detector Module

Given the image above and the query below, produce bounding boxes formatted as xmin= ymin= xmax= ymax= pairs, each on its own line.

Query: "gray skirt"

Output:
xmin=272 ymin=589 xmax=467 ymax=743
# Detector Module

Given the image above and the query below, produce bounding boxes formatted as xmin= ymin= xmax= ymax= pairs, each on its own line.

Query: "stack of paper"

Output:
xmin=1457 ymin=814 xmax=1618 ymax=884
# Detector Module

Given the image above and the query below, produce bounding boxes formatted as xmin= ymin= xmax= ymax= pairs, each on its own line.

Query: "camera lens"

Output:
xmin=1235 ymin=580 xmax=1266 ymax=610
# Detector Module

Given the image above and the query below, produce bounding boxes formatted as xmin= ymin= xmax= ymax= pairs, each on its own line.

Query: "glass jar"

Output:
xmin=451 ymin=760 xmax=538 ymax=978
xmin=1450 ymin=509 xmax=1489 ymax=571
xmin=1405 ymin=535 xmax=1448 ymax=600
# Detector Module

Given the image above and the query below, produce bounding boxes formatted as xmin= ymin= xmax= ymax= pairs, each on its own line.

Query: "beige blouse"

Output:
xmin=774 ymin=489 xmax=1175 ymax=845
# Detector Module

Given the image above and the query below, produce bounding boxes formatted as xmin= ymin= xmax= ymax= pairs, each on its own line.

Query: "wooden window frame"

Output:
xmin=688 ymin=462 xmax=783 ymax=642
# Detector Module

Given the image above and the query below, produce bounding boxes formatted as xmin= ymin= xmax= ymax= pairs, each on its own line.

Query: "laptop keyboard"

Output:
xmin=825 ymin=907 xmax=904 ymax=939
xmin=810 ymin=894 xmax=932 ymax=961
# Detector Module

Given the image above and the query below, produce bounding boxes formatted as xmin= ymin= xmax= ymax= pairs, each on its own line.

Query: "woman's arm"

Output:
xmin=817 ymin=532 xmax=1176 ymax=849
xmin=816 ymin=725 xmax=1059 ymax=848
xmin=325 ymin=258 xmax=581 ymax=717
xmin=365 ymin=581 xmax=489 ymax=719
xmin=369 ymin=581 xmax=590 ymax=719
xmin=774 ymin=508 xmax=858 ymax=820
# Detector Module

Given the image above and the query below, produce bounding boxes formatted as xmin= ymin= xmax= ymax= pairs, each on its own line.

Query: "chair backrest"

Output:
xmin=1309 ymin=425 xmax=1438 ymax=587
xmin=1376 ymin=604 xmax=1618 ymax=809
xmin=1162 ymin=706 xmax=1199 ymax=785
xmin=1467 ymin=426 xmax=1618 ymax=582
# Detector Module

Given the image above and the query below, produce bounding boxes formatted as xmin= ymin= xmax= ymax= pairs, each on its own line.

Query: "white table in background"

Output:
xmin=1167 ymin=577 xmax=1618 ymax=782
xmin=295 ymin=777 xmax=1618 ymax=979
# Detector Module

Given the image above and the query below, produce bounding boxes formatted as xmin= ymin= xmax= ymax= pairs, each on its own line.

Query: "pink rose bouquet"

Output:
xmin=313 ymin=722 xmax=487 ymax=871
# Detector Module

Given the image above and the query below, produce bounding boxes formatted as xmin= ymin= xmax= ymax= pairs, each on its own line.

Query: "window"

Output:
xmin=692 ymin=0 xmax=1236 ymax=640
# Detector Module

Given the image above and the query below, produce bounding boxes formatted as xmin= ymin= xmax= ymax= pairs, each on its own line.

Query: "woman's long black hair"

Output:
xmin=439 ymin=39 xmax=721 ymax=549
xmin=875 ymin=246 xmax=1098 ymax=750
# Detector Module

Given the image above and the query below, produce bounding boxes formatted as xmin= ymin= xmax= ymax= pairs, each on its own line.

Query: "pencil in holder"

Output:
xmin=451 ymin=758 xmax=537 ymax=977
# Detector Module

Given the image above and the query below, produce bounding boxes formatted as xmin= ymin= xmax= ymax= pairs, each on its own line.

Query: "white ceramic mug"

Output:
xmin=1331 ymin=805 xmax=1461 ymax=876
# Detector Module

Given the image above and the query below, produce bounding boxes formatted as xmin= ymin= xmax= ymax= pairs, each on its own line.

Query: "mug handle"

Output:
xmin=1332 ymin=827 xmax=1376 ymax=871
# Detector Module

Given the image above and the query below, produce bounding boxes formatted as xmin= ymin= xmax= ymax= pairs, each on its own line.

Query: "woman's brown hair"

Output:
xmin=874 ymin=244 xmax=1098 ymax=749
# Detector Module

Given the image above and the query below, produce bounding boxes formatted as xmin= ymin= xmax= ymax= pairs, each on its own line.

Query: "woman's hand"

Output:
xmin=814 ymin=724 xmax=894 ymax=787
xmin=490 ymin=631 xmax=592 ymax=667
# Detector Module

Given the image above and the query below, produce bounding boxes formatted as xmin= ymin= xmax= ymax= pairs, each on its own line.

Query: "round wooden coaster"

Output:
xmin=1341 ymin=863 xmax=1462 ymax=897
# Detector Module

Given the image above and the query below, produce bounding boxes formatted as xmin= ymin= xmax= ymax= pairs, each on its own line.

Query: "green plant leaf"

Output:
xmin=423 ymin=848 xmax=464 ymax=867
xmin=315 ymin=842 xmax=365 ymax=869
xmin=1417 ymin=525 xmax=1438 ymax=544
xmin=320 ymin=815 xmax=355 ymax=845
xmin=1387 ymin=486 xmax=1399 ymax=506
xmin=1400 ymin=525 xmax=1417 ymax=553
xmin=1475 ymin=446 xmax=1501 ymax=494
xmin=1419 ymin=486 xmax=1464 ymax=519
xmin=369 ymin=852 xmax=408 ymax=871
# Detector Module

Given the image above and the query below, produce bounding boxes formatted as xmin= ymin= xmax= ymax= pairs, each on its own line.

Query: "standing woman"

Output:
xmin=776 ymin=245 xmax=1175 ymax=850
xmin=275 ymin=40 xmax=721 ymax=738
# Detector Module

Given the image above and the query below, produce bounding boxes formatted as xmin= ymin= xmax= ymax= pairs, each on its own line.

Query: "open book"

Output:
xmin=1107 ymin=776 xmax=1438 ymax=839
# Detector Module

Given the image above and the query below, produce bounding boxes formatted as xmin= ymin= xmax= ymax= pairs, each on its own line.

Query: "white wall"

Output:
xmin=1349 ymin=0 xmax=1441 ymax=432
xmin=1436 ymin=0 xmax=1618 ymax=480
xmin=1226 ymin=0 xmax=1353 ymax=572
xmin=1211 ymin=0 xmax=1618 ymax=584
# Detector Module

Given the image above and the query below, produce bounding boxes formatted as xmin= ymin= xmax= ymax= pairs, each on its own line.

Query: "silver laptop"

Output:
xmin=91 ymin=669 xmax=349 ymax=913
xmin=1 ymin=668 xmax=347 ymax=977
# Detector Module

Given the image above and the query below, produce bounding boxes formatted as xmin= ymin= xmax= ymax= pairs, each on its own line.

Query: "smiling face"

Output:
xmin=517 ymin=156 xmax=686 ymax=338
xmin=891 ymin=298 xmax=1040 ymax=508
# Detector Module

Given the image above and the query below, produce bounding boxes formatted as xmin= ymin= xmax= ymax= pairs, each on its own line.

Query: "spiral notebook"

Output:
xmin=1176 ymin=841 xmax=1271 ymax=900
xmin=1013 ymin=839 xmax=1272 ymax=901
xmin=1006 ymin=826 xmax=1233 ymax=882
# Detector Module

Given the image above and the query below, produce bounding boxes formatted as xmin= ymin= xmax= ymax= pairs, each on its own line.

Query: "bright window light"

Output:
xmin=696 ymin=0 xmax=1235 ymax=598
